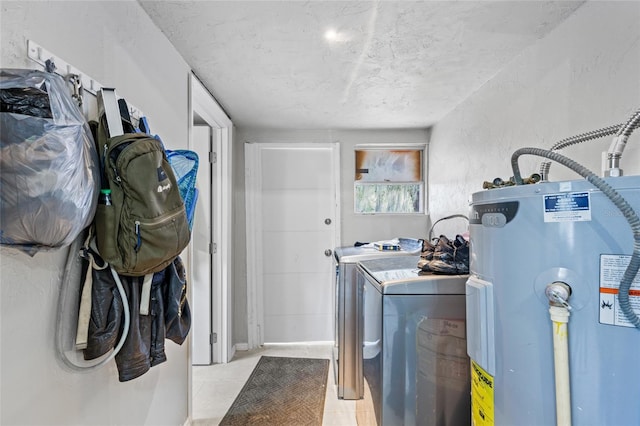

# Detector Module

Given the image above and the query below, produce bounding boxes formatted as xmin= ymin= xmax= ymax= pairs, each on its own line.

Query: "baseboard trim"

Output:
xmin=235 ymin=342 xmax=249 ymax=351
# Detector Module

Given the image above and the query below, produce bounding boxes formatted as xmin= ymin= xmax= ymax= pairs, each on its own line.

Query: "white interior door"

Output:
xmin=191 ymin=125 xmax=214 ymax=365
xmin=246 ymin=143 xmax=340 ymax=344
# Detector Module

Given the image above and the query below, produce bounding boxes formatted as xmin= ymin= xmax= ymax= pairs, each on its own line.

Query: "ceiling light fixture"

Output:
xmin=324 ymin=29 xmax=339 ymax=41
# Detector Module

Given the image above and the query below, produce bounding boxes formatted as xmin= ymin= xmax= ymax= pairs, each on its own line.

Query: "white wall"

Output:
xmin=232 ymin=127 xmax=430 ymax=343
xmin=428 ymin=1 xmax=640 ymax=237
xmin=1 ymin=1 xmax=191 ymax=425
xmin=237 ymin=128 xmax=431 ymax=243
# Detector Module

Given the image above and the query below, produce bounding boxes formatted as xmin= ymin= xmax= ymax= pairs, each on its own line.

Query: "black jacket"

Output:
xmin=82 ymin=253 xmax=191 ymax=382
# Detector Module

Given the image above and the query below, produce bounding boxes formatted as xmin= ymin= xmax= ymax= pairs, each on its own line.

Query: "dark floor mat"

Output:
xmin=219 ymin=356 xmax=330 ymax=426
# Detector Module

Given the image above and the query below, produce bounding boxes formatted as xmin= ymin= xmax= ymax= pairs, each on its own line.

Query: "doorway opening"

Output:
xmin=187 ymin=73 xmax=234 ymax=415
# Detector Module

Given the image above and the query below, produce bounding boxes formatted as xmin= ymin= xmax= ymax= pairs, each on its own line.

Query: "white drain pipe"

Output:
xmin=546 ymin=282 xmax=572 ymax=426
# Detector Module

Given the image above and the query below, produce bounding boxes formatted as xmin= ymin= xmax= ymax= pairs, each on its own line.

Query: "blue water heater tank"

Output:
xmin=466 ymin=175 xmax=640 ymax=425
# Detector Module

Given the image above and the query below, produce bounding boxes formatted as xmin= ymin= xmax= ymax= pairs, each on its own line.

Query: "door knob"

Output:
xmin=324 ymin=218 xmax=332 ymax=225
xmin=324 ymin=249 xmax=333 ymax=257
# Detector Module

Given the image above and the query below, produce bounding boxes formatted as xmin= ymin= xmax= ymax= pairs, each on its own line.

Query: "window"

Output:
xmin=354 ymin=145 xmax=426 ymax=214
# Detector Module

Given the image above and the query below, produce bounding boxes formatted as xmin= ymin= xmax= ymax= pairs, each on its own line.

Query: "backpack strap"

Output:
xmin=138 ymin=116 xmax=150 ymax=134
xmin=97 ymin=88 xmax=124 ymax=138
xmin=75 ymin=228 xmax=106 ymax=350
xmin=96 ymin=88 xmax=128 ymax=190
xmin=117 ymin=98 xmax=138 ymax=134
xmin=139 ymin=274 xmax=154 ymax=316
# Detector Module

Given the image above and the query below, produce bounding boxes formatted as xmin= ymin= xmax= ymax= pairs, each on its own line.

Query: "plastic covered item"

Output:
xmin=0 ymin=69 xmax=100 ymax=254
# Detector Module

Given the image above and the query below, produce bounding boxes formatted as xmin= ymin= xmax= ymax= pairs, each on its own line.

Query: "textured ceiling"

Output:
xmin=139 ymin=1 xmax=585 ymax=129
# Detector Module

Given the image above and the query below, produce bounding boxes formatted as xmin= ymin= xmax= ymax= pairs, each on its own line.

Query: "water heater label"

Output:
xmin=599 ymin=254 xmax=640 ymax=327
xmin=471 ymin=360 xmax=494 ymax=426
xmin=469 ymin=201 xmax=519 ymax=225
xmin=543 ymin=191 xmax=591 ymax=222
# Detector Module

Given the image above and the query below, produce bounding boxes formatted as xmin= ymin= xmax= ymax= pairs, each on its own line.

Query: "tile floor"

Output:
xmin=192 ymin=343 xmax=358 ymax=426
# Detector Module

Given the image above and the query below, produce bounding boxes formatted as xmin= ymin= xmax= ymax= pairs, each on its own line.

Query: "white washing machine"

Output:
xmin=357 ymin=255 xmax=470 ymax=425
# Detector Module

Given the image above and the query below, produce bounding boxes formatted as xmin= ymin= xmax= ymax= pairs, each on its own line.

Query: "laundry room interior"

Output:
xmin=1 ymin=1 xmax=639 ymax=425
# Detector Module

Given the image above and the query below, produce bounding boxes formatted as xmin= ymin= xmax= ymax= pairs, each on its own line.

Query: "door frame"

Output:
xmin=245 ymin=142 xmax=341 ymax=349
xmin=190 ymin=125 xmax=214 ymax=365
xmin=188 ymin=73 xmax=234 ymax=364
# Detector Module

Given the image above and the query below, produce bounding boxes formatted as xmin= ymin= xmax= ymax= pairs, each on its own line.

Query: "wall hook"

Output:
xmin=45 ymin=58 xmax=57 ymax=73
xmin=67 ymin=74 xmax=83 ymax=107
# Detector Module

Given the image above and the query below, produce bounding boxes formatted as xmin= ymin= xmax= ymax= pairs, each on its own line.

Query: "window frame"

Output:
xmin=353 ymin=143 xmax=428 ymax=215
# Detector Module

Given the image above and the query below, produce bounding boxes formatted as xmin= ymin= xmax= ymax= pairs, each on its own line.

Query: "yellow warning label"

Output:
xmin=471 ymin=359 xmax=494 ymax=426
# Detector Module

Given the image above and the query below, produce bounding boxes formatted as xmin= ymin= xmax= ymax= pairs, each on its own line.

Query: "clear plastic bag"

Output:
xmin=0 ymin=69 xmax=100 ymax=254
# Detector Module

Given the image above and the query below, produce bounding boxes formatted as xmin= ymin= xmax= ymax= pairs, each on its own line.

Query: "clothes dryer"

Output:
xmin=332 ymin=246 xmax=413 ymax=399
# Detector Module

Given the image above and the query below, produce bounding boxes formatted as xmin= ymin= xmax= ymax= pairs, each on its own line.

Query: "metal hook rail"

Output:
xmin=27 ymin=39 xmax=143 ymax=122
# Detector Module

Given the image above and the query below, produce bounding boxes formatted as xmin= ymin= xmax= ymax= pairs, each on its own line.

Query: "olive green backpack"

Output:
xmin=93 ymin=90 xmax=190 ymax=276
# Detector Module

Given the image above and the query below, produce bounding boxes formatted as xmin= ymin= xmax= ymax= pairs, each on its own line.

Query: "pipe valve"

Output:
xmin=546 ymin=281 xmax=572 ymax=310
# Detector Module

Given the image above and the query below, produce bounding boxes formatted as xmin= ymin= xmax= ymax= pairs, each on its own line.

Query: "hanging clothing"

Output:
xmin=80 ymin=255 xmax=191 ymax=382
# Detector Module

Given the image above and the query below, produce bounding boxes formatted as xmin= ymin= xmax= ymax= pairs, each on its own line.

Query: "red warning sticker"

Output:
xmin=599 ymin=254 xmax=640 ymax=327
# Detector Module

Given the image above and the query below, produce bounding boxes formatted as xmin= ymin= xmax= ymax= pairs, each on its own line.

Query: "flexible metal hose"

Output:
xmin=539 ymin=124 xmax=623 ymax=179
xmin=617 ymin=108 xmax=640 ymax=137
xmin=540 ymin=108 xmax=640 ymax=180
xmin=513 ymin=147 xmax=640 ymax=328
xmin=607 ymin=109 xmax=640 ymax=174
xmin=538 ymin=122 xmax=640 ymax=179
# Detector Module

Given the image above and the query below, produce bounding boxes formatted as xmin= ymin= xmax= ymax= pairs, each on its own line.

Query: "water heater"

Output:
xmin=466 ymin=175 xmax=640 ymax=425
